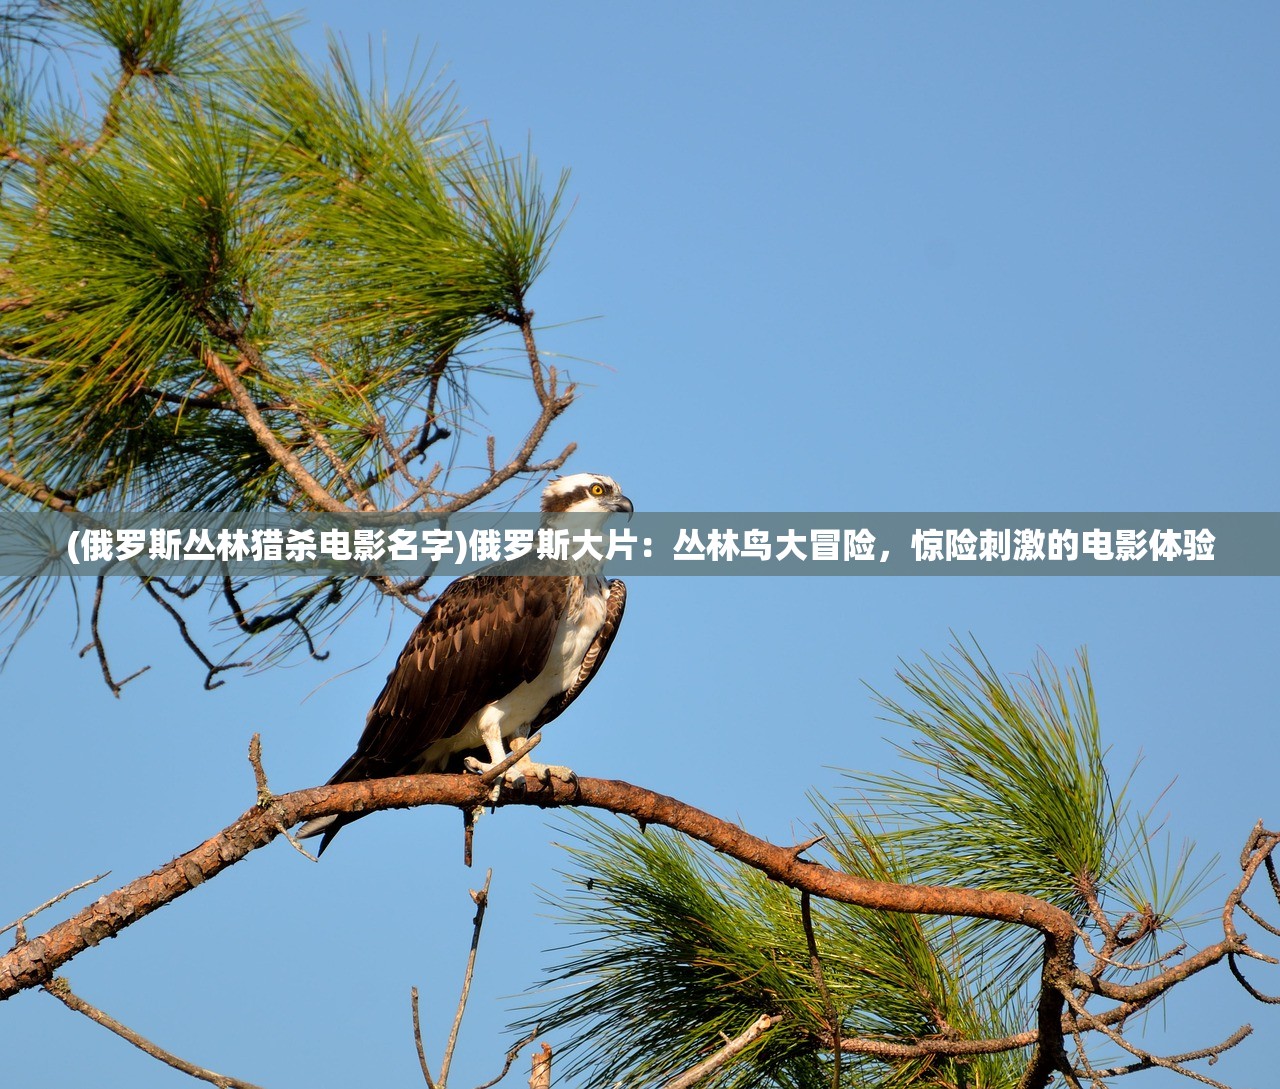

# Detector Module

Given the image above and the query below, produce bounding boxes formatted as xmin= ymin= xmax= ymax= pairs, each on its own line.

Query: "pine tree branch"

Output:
xmin=0 ymin=773 xmax=1097 ymax=999
xmin=0 ymin=771 xmax=1079 ymax=1000
xmin=200 ymin=347 xmax=349 ymax=514
xmin=139 ymin=576 xmax=252 ymax=690
xmin=471 ymin=1027 xmax=540 ymax=1089
xmin=2 ymin=770 xmax=1273 ymax=1089
xmin=78 ymin=572 xmax=150 ymax=696
xmin=829 ymin=1028 xmax=1039 ymax=1058
xmin=1060 ymin=985 xmax=1237 ymax=1089
xmin=1081 ymin=1024 xmax=1252 ymax=1080
xmin=0 ymin=464 xmax=76 ymax=512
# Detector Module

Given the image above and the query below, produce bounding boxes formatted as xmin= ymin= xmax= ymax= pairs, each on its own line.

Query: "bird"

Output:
xmin=298 ymin=472 xmax=632 ymax=855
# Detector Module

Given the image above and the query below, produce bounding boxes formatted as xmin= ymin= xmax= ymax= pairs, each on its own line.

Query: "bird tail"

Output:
xmin=295 ymin=751 xmax=374 ymax=855
xmin=296 ymin=814 xmax=337 ymax=841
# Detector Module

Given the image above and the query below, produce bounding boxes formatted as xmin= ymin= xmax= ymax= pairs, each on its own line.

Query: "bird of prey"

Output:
xmin=299 ymin=472 xmax=632 ymax=854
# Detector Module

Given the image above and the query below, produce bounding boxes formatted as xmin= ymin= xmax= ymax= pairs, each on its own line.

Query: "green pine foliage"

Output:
xmin=526 ymin=644 xmax=1209 ymax=1088
xmin=0 ymin=1 xmax=568 ymax=671
xmin=0 ymin=0 xmax=565 ymax=512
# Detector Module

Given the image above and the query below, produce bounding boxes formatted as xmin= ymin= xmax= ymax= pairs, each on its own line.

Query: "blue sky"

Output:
xmin=4 ymin=3 xmax=1279 ymax=1088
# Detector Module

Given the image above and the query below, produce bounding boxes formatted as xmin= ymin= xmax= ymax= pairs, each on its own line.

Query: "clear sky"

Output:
xmin=4 ymin=3 xmax=1279 ymax=1088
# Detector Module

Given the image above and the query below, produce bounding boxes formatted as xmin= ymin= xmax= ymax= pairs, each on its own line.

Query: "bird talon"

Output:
xmin=501 ymin=765 xmax=530 ymax=790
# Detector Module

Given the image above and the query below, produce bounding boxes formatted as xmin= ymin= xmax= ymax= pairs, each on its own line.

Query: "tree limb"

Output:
xmin=0 ymin=773 xmax=1080 ymax=1001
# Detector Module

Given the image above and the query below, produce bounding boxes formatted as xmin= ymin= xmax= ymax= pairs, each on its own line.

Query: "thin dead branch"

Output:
xmin=1083 ymin=1024 xmax=1252 ymax=1080
xmin=140 ymin=576 xmax=251 ymax=689
xmin=662 ymin=1013 xmax=784 ymax=1089
xmin=1227 ymin=953 xmax=1280 ymax=1004
xmin=248 ymin=733 xmax=270 ymax=805
xmin=438 ymin=870 xmax=494 ymax=1088
xmin=1238 ymin=899 xmax=1280 ymax=937
xmin=44 ymin=977 xmax=267 ymax=1089
xmin=1061 ymin=984 xmax=1236 ymax=1089
xmin=247 ymin=734 xmax=316 ymax=862
xmin=411 ymin=870 xmax=513 ymax=1089
xmin=221 ymin=576 xmax=333 ymax=662
xmin=77 ymin=573 xmax=150 ymax=696
xmin=411 ymin=986 xmax=439 ymax=1089
xmin=2 ymin=873 xmax=110 ymax=944
xmin=472 ymin=1027 xmax=540 ymax=1089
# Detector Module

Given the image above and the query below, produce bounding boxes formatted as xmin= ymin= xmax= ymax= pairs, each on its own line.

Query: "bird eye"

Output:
xmin=589 ymin=482 xmax=606 ymax=496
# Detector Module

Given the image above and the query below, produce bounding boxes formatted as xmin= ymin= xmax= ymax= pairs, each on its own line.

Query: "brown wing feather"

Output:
xmin=529 ymin=578 xmax=627 ymax=734
xmin=328 ymin=574 xmax=566 ymax=784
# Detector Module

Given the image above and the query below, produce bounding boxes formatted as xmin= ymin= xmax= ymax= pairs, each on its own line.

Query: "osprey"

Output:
xmin=299 ymin=472 xmax=632 ymax=855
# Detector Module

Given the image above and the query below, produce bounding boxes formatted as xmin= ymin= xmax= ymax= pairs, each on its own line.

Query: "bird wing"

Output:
xmin=529 ymin=578 xmax=626 ymax=733
xmin=328 ymin=574 xmax=566 ymax=783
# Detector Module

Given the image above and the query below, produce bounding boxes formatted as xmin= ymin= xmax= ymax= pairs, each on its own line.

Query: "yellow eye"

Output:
xmin=589 ymin=482 xmax=606 ymax=496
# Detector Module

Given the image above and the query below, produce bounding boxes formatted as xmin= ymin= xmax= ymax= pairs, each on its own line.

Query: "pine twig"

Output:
xmin=1083 ymin=1024 xmax=1252 ymax=1079
xmin=139 ymin=576 xmax=252 ymax=690
xmin=1061 ymin=985 xmax=1235 ymax=1089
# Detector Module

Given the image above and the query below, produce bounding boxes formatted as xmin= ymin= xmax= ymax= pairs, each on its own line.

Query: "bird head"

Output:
xmin=540 ymin=473 xmax=634 ymax=515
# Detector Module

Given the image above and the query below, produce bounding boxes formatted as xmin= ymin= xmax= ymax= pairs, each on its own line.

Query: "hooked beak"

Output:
xmin=610 ymin=495 xmax=634 ymax=518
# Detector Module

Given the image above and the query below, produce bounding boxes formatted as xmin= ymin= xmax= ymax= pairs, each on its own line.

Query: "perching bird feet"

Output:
xmin=464 ymin=736 xmax=575 ymax=801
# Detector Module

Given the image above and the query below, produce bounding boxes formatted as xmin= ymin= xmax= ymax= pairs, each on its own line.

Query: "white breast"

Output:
xmin=420 ymin=577 xmax=611 ymax=768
